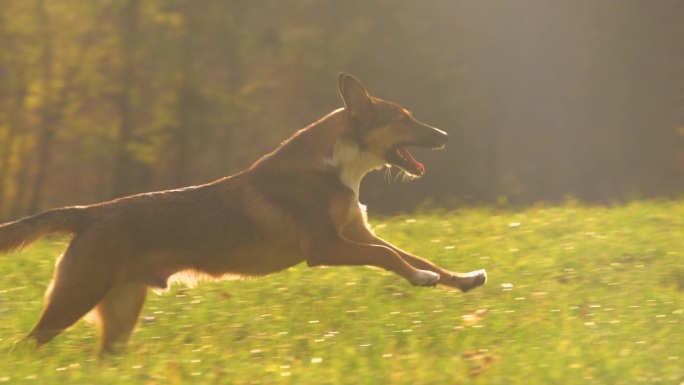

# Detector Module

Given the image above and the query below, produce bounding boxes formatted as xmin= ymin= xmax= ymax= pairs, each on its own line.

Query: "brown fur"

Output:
xmin=0 ymin=73 xmax=486 ymax=354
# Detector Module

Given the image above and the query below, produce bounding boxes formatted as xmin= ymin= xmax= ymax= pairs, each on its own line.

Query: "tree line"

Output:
xmin=0 ymin=0 xmax=682 ymax=219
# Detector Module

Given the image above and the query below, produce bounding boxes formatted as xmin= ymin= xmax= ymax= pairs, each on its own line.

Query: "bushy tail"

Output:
xmin=0 ymin=207 xmax=85 ymax=253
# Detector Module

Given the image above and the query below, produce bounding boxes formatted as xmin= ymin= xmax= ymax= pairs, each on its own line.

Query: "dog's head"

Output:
xmin=338 ymin=73 xmax=448 ymax=177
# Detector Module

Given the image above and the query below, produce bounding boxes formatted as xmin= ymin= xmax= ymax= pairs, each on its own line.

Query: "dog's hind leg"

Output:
xmin=91 ymin=282 xmax=147 ymax=355
xmin=26 ymin=234 xmax=122 ymax=348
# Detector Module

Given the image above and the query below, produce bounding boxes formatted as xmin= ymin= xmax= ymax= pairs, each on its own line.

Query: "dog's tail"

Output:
xmin=0 ymin=207 xmax=86 ymax=253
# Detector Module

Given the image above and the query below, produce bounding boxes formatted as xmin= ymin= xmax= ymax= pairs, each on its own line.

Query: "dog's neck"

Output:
xmin=251 ymin=108 xmax=386 ymax=197
xmin=329 ymin=139 xmax=385 ymax=197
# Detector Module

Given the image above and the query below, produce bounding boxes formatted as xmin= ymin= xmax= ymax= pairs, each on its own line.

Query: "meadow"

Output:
xmin=0 ymin=200 xmax=682 ymax=384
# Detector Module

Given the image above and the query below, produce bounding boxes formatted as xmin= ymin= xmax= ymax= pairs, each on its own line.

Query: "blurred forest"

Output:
xmin=0 ymin=0 xmax=682 ymax=218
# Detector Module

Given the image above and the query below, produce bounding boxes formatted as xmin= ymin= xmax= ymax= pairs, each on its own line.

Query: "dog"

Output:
xmin=0 ymin=73 xmax=486 ymax=354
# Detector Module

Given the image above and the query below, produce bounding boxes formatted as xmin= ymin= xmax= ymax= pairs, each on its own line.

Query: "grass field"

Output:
xmin=0 ymin=200 xmax=682 ymax=384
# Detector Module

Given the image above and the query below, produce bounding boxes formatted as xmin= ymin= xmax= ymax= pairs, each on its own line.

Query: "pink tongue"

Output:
xmin=399 ymin=147 xmax=425 ymax=174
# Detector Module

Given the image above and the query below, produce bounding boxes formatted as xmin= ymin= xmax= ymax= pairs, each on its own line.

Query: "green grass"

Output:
xmin=1 ymin=200 xmax=682 ymax=384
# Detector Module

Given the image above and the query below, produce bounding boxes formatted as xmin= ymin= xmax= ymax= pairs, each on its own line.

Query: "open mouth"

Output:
xmin=386 ymin=144 xmax=443 ymax=177
xmin=393 ymin=147 xmax=425 ymax=176
xmin=382 ymin=125 xmax=448 ymax=177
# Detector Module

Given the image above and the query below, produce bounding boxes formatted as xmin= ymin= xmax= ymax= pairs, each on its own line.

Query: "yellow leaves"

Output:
xmin=677 ymin=126 xmax=684 ymax=137
xmin=152 ymin=12 xmax=184 ymax=28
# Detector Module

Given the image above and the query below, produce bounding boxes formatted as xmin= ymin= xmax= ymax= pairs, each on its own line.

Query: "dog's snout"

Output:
xmin=429 ymin=126 xmax=449 ymax=148
xmin=437 ymin=128 xmax=448 ymax=142
xmin=410 ymin=120 xmax=448 ymax=149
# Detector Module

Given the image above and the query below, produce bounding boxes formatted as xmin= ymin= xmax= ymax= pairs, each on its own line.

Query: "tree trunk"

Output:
xmin=173 ymin=0 xmax=194 ymax=187
xmin=26 ymin=0 xmax=56 ymax=214
xmin=0 ymin=69 xmax=27 ymax=220
xmin=0 ymin=2 xmax=11 ymax=219
xmin=111 ymin=0 xmax=141 ymax=198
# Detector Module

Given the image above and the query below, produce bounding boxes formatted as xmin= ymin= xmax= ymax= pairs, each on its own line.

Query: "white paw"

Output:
xmin=464 ymin=269 xmax=487 ymax=279
xmin=455 ymin=269 xmax=487 ymax=292
xmin=411 ymin=269 xmax=440 ymax=286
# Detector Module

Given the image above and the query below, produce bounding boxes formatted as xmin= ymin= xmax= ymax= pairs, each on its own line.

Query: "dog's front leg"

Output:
xmin=382 ymin=241 xmax=486 ymax=292
xmin=305 ymin=237 xmax=440 ymax=287
xmin=343 ymin=220 xmax=486 ymax=292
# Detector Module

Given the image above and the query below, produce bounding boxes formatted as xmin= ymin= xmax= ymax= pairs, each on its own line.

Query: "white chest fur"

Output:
xmin=329 ymin=140 xmax=386 ymax=196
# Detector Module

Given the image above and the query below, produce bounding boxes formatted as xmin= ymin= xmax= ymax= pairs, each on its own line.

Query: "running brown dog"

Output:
xmin=0 ymin=73 xmax=487 ymax=354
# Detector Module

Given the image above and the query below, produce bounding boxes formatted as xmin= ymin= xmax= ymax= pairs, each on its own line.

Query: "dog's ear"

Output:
xmin=338 ymin=73 xmax=373 ymax=125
